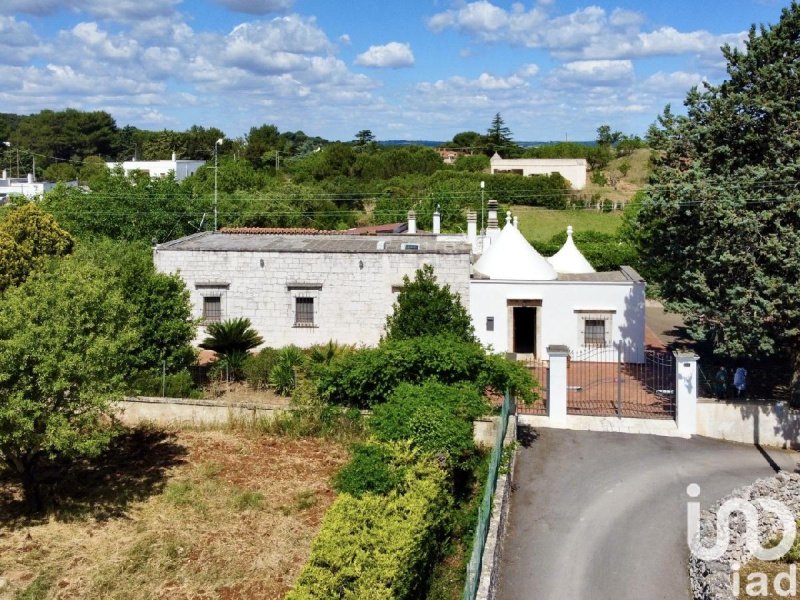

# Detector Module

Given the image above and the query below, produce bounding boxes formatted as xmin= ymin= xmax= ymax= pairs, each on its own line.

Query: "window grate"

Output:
xmin=203 ymin=296 xmax=222 ymax=323
xmin=584 ymin=319 xmax=606 ymax=347
xmin=295 ymin=297 xmax=314 ymax=327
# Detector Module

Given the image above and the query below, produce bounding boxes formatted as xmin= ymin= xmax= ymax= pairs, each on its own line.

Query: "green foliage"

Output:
xmin=287 ymin=446 xmax=449 ymax=600
xmin=531 ymin=229 xmax=638 ymax=272
xmin=128 ymin=370 xmax=201 ymax=399
xmin=453 ymin=154 xmax=489 ymax=172
xmin=270 ymin=345 xmax=305 ymax=395
xmin=242 ymin=347 xmax=280 ymax=390
xmin=73 ymin=239 xmax=195 ymax=372
xmin=523 ymin=142 xmax=593 ymax=159
xmin=0 ymin=203 xmax=74 ymax=293
xmin=386 ymin=265 xmax=475 ymax=343
xmin=0 ymin=259 xmax=138 ymax=510
xmin=42 ymin=162 xmax=77 ymax=182
xmin=484 ymin=112 xmax=516 ymax=156
xmin=200 ymin=318 xmax=264 ymax=357
xmin=370 ymin=382 xmax=487 ymax=469
xmin=590 ymin=170 xmax=608 ymax=186
xmin=633 ymin=3 xmax=800 ymax=400
xmin=317 ymin=334 xmax=535 ymax=408
xmin=333 ymin=442 xmax=406 ymax=497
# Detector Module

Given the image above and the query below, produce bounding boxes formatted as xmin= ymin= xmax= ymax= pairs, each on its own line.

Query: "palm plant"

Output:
xmin=200 ymin=318 xmax=264 ymax=381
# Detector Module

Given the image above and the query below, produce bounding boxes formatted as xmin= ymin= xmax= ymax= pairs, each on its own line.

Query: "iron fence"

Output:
xmin=566 ymin=346 xmax=676 ymax=419
xmin=516 ymin=356 xmax=548 ymax=415
xmin=462 ymin=391 xmax=511 ymax=600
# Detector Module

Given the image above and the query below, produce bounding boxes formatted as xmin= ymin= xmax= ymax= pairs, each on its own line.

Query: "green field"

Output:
xmin=511 ymin=206 xmax=624 ymax=242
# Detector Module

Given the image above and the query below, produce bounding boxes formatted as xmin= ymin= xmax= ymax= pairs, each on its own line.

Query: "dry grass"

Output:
xmin=582 ymin=148 xmax=652 ymax=203
xmin=0 ymin=428 xmax=348 ymax=599
xmin=738 ymin=559 xmax=798 ymax=599
xmin=204 ymin=381 xmax=292 ymax=407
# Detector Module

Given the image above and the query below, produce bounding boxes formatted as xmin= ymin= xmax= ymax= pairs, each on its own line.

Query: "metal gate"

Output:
xmin=567 ymin=346 xmax=676 ymax=419
xmin=517 ymin=356 xmax=548 ymax=415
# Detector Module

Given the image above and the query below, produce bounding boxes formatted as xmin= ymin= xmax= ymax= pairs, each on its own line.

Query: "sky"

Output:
xmin=0 ymin=0 xmax=789 ymax=142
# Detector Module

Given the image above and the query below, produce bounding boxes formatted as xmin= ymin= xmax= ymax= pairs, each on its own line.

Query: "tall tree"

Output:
xmin=484 ymin=113 xmax=514 ymax=156
xmin=0 ymin=260 xmax=138 ymax=511
xmin=632 ymin=3 xmax=800 ymax=402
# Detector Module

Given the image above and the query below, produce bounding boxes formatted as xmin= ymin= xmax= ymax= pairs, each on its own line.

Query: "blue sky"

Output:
xmin=0 ymin=0 xmax=787 ymax=142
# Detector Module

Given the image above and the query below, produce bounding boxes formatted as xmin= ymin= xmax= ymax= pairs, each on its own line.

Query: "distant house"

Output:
xmin=106 ymin=152 xmax=205 ymax=182
xmin=155 ymin=202 xmax=644 ymax=361
xmin=0 ymin=170 xmax=75 ymax=202
xmin=435 ymin=148 xmax=468 ymax=165
xmin=489 ymin=153 xmax=587 ymax=190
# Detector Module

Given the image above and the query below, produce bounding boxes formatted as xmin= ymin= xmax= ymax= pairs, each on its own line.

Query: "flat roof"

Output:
xmin=156 ymin=231 xmax=471 ymax=255
xmin=473 ymin=266 xmax=644 ymax=283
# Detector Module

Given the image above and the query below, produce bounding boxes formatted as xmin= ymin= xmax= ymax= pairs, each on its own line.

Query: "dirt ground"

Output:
xmin=0 ymin=428 xmax=348 ymax=599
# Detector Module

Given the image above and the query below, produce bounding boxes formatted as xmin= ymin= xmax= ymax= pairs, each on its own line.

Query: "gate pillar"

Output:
xmin=547 ymin=345 xmax=569 ymax=422
xmin=674 ymin=351 xmax=699 ymax=435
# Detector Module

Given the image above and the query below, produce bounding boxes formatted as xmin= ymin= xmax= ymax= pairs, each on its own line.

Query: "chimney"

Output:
xmin=487 ymin=199 xmax=499 ymax=231
xmin=513 ymin=215 xmax=519 ymax=229
xmin=467 ymin=210 xmax=477 ymax=244
xmin=407 ymin=210 xmax=417 ymax=234
xmin=171 ymin=151 xmax=177 ymax=161
xmin=432 ymin=206 xmax=441 ymax=235
xmin=1 ymin=169 xmax=6 ymax=180
xmin=27 ymin=173 xmax=33 ymax=184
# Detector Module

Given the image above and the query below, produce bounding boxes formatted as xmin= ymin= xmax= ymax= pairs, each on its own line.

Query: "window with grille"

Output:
xmin=203 ymin=296 xmax=222 ymax=323
xmin=295 ymin=297 xmax=314 ymax=327
xmin=584 ymin=319 xmax=606 ymax=347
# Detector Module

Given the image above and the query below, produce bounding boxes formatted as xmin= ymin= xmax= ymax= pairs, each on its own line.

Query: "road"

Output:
xmin=496 ymin=428 xmax=799 ymax=600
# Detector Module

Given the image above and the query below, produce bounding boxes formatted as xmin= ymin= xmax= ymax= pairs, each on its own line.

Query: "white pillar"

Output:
xmin=547 ymin=345 xmax=569 ymax=422
xmin=674 ymin=351 xmax=698 ymax=435
xmin=467 ymin=211 xmax=477 ymax=246
xmin=407 ymin=210 xmax=417 ymax=234
xmin=432 ymin=208 xmax=441 ymax=234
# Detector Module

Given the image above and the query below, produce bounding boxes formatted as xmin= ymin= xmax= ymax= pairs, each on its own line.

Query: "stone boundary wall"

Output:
xmin=696 ymin=399 xmax=800 ymax=450
xmin=116 ymin=396 xmax=294 ymax=427
xmin=477 ymin=414 xmax=518 ymax=600
xmin=689 ymin=472 xmax=800 ymax=599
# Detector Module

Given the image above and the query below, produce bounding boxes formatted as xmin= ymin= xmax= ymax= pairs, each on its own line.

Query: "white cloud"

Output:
xmin=427 ymin=1 xmax=743 ymax=61
xmin=70 ymin=22 xmax=138 ymax=60
xmin=355 ymin=42 xmax=415 ymax=69
xmin=339 ymin=33 xmax=351 ymax=46
xmin=642 ymin=71 xmax=707 ymax=93
xmin=517 ymin=63 xmax=540 ymax=78
xmin=5 ymin=0 xmax=181 ymax=19
xmin=212 ymin=0 xmax=294 ymax=14
xmin=554 ymin=60 xmax=635 ymax=85
xmin=0 ymin=16 xmax=47 ymax=65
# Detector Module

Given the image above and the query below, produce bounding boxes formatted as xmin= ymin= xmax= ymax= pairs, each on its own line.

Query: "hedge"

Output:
xmin=287 ymin=446 xmax=449 ymax=600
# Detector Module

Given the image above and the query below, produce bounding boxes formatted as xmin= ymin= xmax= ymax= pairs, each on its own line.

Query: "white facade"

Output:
xmin=106 ymin=153 xmax=206 ymax=182
xmin=154 ymin=232 xmax=471 ymax=348
xmin=470 ymin=275 xmax=646 ymax=363
xmin=489 ymin=155 xmax=587 ymax=190
xmin=0 ymin=170 xmax=71 ymax=200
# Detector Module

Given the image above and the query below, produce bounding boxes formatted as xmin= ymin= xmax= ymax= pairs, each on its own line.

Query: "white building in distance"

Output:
xmin=154 ymin=201 xmax=644 ymax=361
xmin=489 ymin=153 xmax=587 ymax=190
xmin=106 ymin=152 xmax=206 ymax=182
xmin=0 ymin=170 xmax=75 ymax=202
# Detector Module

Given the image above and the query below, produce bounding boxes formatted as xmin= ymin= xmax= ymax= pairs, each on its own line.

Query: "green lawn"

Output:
xmin=511 ymin=206 xmax=624 ymax=242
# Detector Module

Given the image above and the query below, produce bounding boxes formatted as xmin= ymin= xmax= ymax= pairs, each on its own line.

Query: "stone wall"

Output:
xmin=116 ymin=396 xmax=292 ymax=427
xmin=689 ymin=472 xmax=800 ymax=599
xmin=155 ymin=246 xmax=471 ymax=348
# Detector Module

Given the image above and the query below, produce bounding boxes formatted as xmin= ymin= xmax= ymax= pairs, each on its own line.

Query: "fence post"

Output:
xmin=547 ymin=345 xmax=569 ymax=422
xmin=674 ymin=351 xmax=698 ymax=435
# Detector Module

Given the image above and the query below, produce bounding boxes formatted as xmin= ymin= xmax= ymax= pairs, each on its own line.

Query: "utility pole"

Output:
xmin=214 ymin=138 xmax=224 ymax=232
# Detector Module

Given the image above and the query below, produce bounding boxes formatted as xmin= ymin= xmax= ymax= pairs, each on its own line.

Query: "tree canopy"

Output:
xmin=633 ymin=3 xmax=800 ymax=400
xmin=385 ymin=265 xmax=475 ymax=342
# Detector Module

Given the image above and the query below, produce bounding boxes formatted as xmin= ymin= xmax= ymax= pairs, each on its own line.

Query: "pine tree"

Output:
xmin=485 ymin=113 xmax=514 ymax=155
xmin=633 ymin=3 xmax=800 ymax=402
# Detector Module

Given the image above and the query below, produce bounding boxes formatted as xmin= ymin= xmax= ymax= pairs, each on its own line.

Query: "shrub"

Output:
xmin=333 ymin=442 xmax=406 ymax=497
xmin=370 ymin=382 xmax=487 ymax=469
xmin=317 ymin=334 xmax=536 ymax=407
xmin=127 ymin=370 xmax=202 ymax=399
xmin=242 ymin=347 xmax=279 ymax=390
xmin=531 ymin=229 xmax=639 ymax=272
xmin=270 ymin=345 xmax=305 ymax=396
xmin=287 ymin=447 xmax=449 ymax=600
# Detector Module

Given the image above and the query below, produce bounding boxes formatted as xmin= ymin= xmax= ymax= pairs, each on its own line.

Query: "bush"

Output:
xmin=531 ymin=229 xmax=639 ymax=272
xmin=128 ymin=370 xmax=202 ymax=399
xmin=370 ymin=382 xmax=487 ymax=470
xmin=242 ymin=347 xmax=280 ymax=390
xmin=333 ymin=442 xmax=406 ymax=497
xmin=287 ymin=447 xmax=449 ymax=600
xmin=270 ymin=345 xmax=305 ymax=396
xmin=317 ymin=335 xmax=536 ymax=407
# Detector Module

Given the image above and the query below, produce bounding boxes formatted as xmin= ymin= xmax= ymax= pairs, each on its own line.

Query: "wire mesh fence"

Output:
xmin=462 ymin=391 xmax=511 ymax=600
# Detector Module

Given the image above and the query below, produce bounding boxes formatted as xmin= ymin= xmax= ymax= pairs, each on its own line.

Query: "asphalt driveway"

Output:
xmin=496 ymin=428 xmax=799 ymax=600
